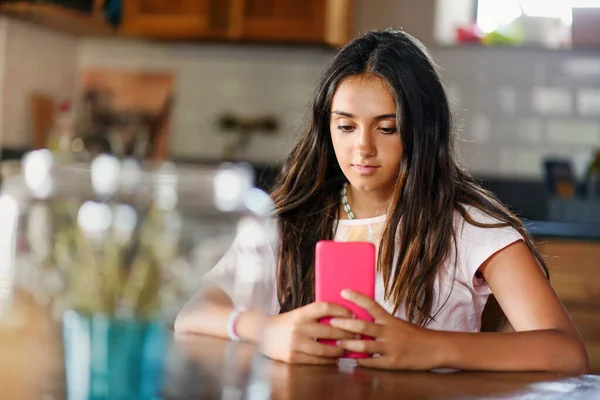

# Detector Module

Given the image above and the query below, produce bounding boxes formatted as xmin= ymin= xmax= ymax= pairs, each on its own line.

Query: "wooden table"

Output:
xmin=1 ymin=296 xmax=600 ymax=399
xmin=167 ymin=334 xmax=600 ymax=400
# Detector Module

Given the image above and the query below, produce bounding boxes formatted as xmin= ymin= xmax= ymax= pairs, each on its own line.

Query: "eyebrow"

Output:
xmin=331 ymin=110 xmax=396 ymax=120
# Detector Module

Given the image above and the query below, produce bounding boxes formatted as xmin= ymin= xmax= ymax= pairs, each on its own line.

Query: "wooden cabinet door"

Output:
xmin=536 ymin=239 xmax=600 ymax=373
xmin=121 ymin=0 xmax=232 ymax=39
xmin=537 ymin=239 xmax=600 ymax=306
xmin=232 ymin=0 xmax=353 ymax=46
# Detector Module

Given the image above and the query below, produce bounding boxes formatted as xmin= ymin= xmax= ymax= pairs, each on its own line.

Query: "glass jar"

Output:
xmin=0 ymin=150 xmax=277 ymax=399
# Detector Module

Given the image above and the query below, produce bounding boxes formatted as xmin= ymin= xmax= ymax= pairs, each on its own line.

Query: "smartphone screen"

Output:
xmin=314 ymin=240 xmax=376 ymax=358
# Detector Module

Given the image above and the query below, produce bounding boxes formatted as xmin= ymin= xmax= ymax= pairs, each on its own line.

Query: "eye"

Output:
xmin=379 ymin=127 xmax=398 ymax=134
xmin=336 ymin=125 xmax=355 ymax=133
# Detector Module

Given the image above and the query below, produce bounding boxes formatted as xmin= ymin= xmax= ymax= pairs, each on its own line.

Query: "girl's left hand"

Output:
xmin=331 ymin=289 xmax=443 ymax=370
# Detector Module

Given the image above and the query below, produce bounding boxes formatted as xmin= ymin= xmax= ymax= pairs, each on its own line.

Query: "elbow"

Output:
xmin=173 ymin=297 xmax=207 ymax=334
xmin=173 ymin=311 xmax=189 ymax=333
xmin=559 ymin=338 xmax=589 ymax=375
xmin=570 ymin=345 xmax=589 ymax=375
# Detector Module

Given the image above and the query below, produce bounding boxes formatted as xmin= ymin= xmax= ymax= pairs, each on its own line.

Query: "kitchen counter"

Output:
xmin=525 ymin=220 xmax=600 ymax=241
xmin=7 ymin=155 xmax=600 ymax=241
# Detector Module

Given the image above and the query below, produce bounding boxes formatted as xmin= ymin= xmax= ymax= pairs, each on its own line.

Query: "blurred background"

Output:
xmin=0 ymin=0 xmax=599 ymax=373
xmin=0 ymin=0 xmax=599 ymax=219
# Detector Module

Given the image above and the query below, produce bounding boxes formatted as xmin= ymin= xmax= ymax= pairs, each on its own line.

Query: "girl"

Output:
xmin=175 ymin=29 xmax=588 ymax=374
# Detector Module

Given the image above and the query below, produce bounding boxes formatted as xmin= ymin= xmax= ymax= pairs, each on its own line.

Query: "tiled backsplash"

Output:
xmin=2 ymin=17 xmax=600 ymax=181
xmin=78 ymin=39 xmax=600 ymax=179
xmin=433 ymin=46 xmax=600 ymax=180
xmin=77 ymin=38 xmax=334 ymax=164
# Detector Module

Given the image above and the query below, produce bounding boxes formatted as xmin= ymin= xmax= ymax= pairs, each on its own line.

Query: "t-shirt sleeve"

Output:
xmin=201 ymin=239 xmax=239 ymax=299
xmin=456 ymin=208 xmax=524 ymax=296
xmin=201 ymin=218 xmax=280 ymax=315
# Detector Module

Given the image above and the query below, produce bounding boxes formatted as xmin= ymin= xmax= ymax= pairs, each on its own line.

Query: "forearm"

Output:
xmin=173 ymin=284 xmax=265 ymax=342
xmin=432 ymin=329 xmax=589 ymax=374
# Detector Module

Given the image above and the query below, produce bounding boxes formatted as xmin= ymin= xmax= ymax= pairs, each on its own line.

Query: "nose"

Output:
xmin=355 ymin=129 xmax=376 ymax=158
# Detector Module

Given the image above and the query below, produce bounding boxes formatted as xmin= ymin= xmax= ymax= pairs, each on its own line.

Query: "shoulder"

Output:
xmin=453 ymin=205 xmax=522 ymax=245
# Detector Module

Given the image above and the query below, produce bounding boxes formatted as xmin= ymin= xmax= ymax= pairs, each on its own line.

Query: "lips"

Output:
xmin=351 ymin=164 xmax=380 ymax=176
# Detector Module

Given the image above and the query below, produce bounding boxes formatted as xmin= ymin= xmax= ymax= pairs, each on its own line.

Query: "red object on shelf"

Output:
xmin=58 ymin=100 xmax=70 ymax=113
xmin=456 ymin=24 xmax=484 ymax=44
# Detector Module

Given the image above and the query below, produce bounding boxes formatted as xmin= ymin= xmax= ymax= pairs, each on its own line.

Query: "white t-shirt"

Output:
xmin=202 ymin=205 xmax=523 ymax=332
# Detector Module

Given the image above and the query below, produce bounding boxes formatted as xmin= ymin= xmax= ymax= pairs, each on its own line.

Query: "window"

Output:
xmin=476 ymin=0 xmax=600 ymax=33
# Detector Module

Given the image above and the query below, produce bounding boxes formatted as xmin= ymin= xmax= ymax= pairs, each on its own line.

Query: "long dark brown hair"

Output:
xmin=270 ymin=29 xmax=548 ymax=326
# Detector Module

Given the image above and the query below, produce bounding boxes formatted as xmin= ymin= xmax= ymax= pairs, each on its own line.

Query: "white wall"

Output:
xmin=0 ymin=18 xmax=7 ymax=146
xmin=0 ymin=17 xmax=77 ymax=149
xmin=434 ymin=0 xmax=474 ymax=45
xmin=355 ymin=0 xmax=436 ymax=44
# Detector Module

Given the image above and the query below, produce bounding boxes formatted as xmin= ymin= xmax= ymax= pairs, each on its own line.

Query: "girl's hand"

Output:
xmin=261 ymin=302 xmax=356 ymax=365
xmin=332 ymin=290 xmax=442 ymax=370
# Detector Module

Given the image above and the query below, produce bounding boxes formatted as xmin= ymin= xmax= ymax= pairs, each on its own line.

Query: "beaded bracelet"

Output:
xmin=226 ymin=306 xmax=246 ymax=342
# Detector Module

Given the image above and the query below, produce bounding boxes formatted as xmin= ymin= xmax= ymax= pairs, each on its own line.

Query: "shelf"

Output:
xmin=0 ymin=2 xmax=116 ymax=36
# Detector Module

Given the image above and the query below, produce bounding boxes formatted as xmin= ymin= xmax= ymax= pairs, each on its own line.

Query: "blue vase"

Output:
xmin=62 ymin=310 xmax=167 ymax=400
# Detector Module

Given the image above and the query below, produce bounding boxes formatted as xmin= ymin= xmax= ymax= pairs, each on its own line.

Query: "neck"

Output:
xmin=344 ymin=184 xmax=393 ymax=219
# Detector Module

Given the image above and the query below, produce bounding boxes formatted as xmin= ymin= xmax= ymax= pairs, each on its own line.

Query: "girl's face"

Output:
xmin=330 ymin=75 xmax=403 ymax=195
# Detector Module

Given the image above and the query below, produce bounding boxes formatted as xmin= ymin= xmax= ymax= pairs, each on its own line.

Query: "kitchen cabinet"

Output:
xmin=0 ymin=0 xmax=354 ymax=46
xmin=484 ymin=238 xmax=600 ymax=372
xmin=0 ymin=0 xmax=115 ymax=36
xmin=572 ymin=8 xmax=600 ymax=48
xmin=121 ymin=0 xmax=232 ymax=39
xmin=121 ymin=0 xmax=354 ymax=46
xmin=230 ymin=0 xmax=353 ymax=46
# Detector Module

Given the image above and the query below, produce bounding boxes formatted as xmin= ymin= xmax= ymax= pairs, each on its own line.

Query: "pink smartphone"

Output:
xmin=314 ymin=240 xmax=376 ymax=359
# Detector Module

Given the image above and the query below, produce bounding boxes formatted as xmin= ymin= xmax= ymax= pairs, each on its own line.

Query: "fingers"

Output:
xmin=302 ymin=301 xmax=353 ymax=320
xmin=356 ymin=356 xmax=387 ymax=369
xmin=295 ymin=337 xmax=347 ymax=358
xmin=336 ymin=339 xmax=381 ymax=355
xmin=329 ymin=318 xmax=383 ymax=338
xmin=302 ymin=323 xmax=356 ymax=340
xmin=341 ymin=290 xmax=389 ymax=321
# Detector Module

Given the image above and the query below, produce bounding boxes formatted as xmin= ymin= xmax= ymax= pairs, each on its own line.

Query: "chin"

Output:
xmin=347 ymin=178 xmax=386 ymax=192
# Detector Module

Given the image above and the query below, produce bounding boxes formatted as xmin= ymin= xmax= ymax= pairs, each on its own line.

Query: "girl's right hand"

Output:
xmin=260 ymin=302 xmax=356 ymax=364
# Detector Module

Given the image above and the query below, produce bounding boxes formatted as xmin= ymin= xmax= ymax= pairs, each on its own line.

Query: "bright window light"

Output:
xmin=519 ymin=0 xmax=573 ymax=24
xmin=572 ymin=0 xmax=600 ymax=6
xmin=477 ymin=0 xmax=522 ymax=33
xmin=477 ymin=0 xmax=600 ymax=33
